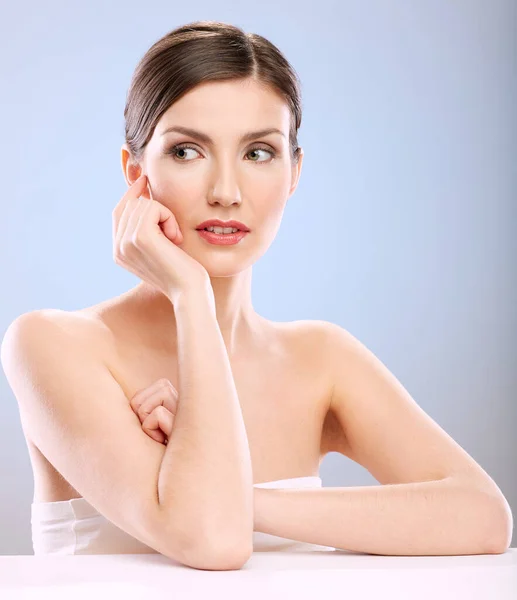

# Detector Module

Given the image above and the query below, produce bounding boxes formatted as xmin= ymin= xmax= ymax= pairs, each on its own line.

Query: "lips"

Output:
xmin=196 ymin=219 xmax=250 ymax=232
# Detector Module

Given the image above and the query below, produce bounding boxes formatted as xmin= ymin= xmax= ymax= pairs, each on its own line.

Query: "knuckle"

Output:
xmin=119 ymin=239 xmax=131 ymax=256
xmin=141 ymin=410 xmax=153 ymax=424
xmin=138 ymin=405 xmax=150 ymax=419
xmin=131 ymin=229 xmax=147 ymax=247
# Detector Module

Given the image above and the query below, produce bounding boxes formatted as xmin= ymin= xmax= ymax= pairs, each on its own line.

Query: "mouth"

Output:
xmin=196 ymin=228 xmax=249 ymax=245
xmin=198 ymin=227 xmax=243 ymax=233
xmin=195 ymin=220 xmax=251 ymax=233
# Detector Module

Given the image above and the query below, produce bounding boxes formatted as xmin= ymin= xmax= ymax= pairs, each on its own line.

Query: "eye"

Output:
xmin=246 ymin=147 xmax=276 ymax=163
xmin=167 ymin=144 xmax=200 ymax=161
xmin=166 ymin=143 xmax=276 ymax=164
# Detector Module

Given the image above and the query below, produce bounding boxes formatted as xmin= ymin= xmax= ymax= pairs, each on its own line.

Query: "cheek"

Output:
xmin=262 ymin=170 xmax=292 ymax=203
xmin=255 ymin=176 xmax=290 ymax=208
xmin=149 ymin=166 xmax=290 ymax=212
xmin=149 ymin=176 xmax=203 ymax=207
xmin=258 ymin=194 xmax=288 ymax=228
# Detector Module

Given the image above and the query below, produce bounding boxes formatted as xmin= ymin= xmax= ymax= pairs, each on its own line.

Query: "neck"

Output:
xmin=131 ymin=266 xmax=266 ymax=357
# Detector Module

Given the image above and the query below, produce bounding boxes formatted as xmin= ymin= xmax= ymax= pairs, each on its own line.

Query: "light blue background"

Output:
xmin=1 ymin=0 xmax=515 ymax=554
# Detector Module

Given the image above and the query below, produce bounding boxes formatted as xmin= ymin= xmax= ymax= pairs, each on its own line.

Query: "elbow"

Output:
xmin=201 ymin=531 xmax=253 ymax=570
xmin=212 ymin=542 xmax=253 ymax=570
xmin=484 ymin=497 xmax=513 ymax=555
xmin=180 ymin=537 xmax=253 ymax=570
xmin=484 ymin=525 xmax=512 ymax=555
xmin=172 ymin=521 xmax=253 ymax=570
xmin=455 ymin=474 xmax=513 ymax=555
xmin=187 ymin=513 xmax=254 ymax=570
xmin=469 ymin=488 xmax=514 ymax=555
xmin=163 ymin=509 xmax=254 ymax=570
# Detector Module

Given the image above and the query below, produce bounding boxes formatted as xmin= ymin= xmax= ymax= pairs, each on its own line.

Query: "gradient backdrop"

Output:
xmin=0 ymin=0 xmax=515 ymax=554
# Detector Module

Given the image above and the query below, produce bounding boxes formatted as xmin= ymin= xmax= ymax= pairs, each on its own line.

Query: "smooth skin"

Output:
xmin=119 ymin=76 xmax=304 ymax=358
xmin=3 ymin=76 xmax=511 ymax=566
xmin=112 ymin=174 xmax=210 ymax=304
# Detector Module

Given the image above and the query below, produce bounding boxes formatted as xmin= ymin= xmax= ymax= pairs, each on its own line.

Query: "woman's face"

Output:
xmin=122 ymin=77 xmax=303 ymax=276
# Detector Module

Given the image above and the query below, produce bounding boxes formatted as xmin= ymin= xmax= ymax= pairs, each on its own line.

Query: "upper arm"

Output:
xmin=1 ymin=311 xmax=182 ymax=559
xmin=323 ymin=322 xmax=506 ymax=495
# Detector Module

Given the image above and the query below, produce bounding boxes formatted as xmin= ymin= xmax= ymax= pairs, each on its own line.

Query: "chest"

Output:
xmin=110 ymin=338 xmax=332 ymax=483
xmin=29 ymin=323 xmax=339 ymax=502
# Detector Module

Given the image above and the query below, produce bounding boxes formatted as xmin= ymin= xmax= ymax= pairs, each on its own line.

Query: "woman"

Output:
xmin=2 ymin=20 xmax=512 ymax=569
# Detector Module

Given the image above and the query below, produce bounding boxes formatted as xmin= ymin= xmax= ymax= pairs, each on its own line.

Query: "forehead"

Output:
xmin=156 ymin=78 xmax=290 ymax=136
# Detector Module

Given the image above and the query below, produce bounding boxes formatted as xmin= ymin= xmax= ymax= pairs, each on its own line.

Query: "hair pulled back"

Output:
xmin=123 ymin=20 xmax=303 ymax=166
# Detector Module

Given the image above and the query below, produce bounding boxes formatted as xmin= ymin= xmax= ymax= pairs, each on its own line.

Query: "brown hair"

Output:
xmin=123 ymin=20 xmax=303 ymax=166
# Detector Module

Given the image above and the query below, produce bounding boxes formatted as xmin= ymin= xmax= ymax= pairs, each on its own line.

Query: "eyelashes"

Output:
xmin=166 ymin=143 xmax=277 ymax=165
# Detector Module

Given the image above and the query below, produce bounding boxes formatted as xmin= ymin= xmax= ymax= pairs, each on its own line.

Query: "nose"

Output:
xmin=207 ymin=160 xmax=243 ymax=207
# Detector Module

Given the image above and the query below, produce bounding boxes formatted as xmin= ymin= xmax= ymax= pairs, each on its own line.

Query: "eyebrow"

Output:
xmin=160 ymin=126 xmax=285 ymax=144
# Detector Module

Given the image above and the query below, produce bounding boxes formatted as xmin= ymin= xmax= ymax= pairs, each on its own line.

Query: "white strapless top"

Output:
xmin=31 ymin=476 xmax=336 ymax=555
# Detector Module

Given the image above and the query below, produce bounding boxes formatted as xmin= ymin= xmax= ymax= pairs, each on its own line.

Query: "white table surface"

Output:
xmin=1 ymin=548 xmax=516 ymax=600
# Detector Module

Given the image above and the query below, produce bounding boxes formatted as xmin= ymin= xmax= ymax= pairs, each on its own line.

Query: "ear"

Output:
xmin=121 ymin=144 xmax=152 ymax=200
xmin=287 ymin=147 xmax=304 ymax=200
xmin=121 ymin=144 xmax=143 ymax=187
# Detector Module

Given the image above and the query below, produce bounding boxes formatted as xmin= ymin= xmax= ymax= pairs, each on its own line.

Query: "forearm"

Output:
xmin=157 ymin=284 xmax=253 ymax=557
xmin=253 ymin=476 xmax=510 ymax=556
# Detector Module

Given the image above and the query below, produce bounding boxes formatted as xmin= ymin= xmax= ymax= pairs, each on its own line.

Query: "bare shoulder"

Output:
xmin=275 ymin=317 xmax=338 ymax=389
xmin=291 ymin=319 xmax=360 ymax=359
xmin=2 ymin=308 xmax=112 ymax=364
xmin=277 ymin=318 xmax=340 ymax=354
xmin=276 ymin=318 xmax=334 ymax=341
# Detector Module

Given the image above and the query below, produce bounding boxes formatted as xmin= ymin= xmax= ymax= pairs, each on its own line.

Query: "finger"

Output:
xmin=142 ymin=406 xmax=174 ymax=441
xmin=112 ymin=175 xmax=148 ymax=240
xmin=135 ymin=386 xmax=178 ymax=423
xmin=130 ymin=378 xmax=177 ymax=410
xmin=116 ymin=193 xmax=150 ymax=249
xmin=113 ymin=197 xmax=141 ymax=257
xmin=136 ymin=200 xmax=184 ymax=245
xmin=130 ymin=379 xmax=178 ymax=412
xmin=121 ymin=196 xmax=152 ymax=247
xmin=141 ymin=408 xmax=164 ymax=442
xmin=142 ymin=415 xmax=166 ymax=444
xmin=156 ymin=405 xmax=175 ymax=438
xmin=112 ymin=174 xmax=148 ymax=225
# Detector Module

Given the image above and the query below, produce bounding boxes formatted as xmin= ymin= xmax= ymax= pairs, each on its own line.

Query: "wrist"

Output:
xmin=172 ymin=281 xmax=215 ymax=314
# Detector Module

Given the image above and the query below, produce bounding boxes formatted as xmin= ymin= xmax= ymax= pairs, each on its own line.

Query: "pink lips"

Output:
xmin=196 ymin=219 xmax=250 ymax=232
xmin=197 ymin=229 xmax=249 ymax=245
